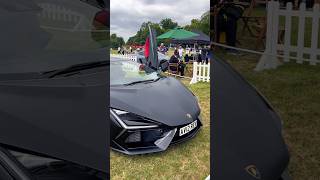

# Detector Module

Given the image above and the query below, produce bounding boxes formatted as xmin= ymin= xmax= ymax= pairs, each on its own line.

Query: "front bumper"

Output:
xmin=111 ymin=116 xmax=202 ymax=155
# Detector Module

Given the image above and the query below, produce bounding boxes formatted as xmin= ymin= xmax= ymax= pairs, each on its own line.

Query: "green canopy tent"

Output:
xmin=157 ymin=27 xmax=199 ymax=61
xmin=157 ymin=27 xmax=199 ymax=40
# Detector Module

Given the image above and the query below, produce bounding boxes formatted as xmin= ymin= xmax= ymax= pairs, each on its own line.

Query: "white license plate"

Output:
xmin=179 ymin=120 xmax=197 ymax=136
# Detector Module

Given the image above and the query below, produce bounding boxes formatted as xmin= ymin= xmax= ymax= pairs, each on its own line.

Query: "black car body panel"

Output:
xmin=212 ymin=54 xmax=290 ymax=179
xmin=0 ymin=0 xmax=109 ymax=177
xmin=0 ymin=71 xmax=108 ymax=173
xmin=110 ymin=76 xmax=200 ymax=127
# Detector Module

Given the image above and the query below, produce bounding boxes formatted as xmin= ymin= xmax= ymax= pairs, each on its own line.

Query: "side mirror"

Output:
xmin=159 ymin=59 xmax=169 ymax=72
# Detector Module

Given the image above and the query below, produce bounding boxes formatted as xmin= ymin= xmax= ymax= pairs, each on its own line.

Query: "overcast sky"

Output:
xmin=110 ymin=0 xmax=209 ymax=41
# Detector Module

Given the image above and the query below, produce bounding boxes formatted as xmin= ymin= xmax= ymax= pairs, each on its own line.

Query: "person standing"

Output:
xmin=117 ymin=46 xmax=121 ymax=54
xmin=206 ymin=47 xmax=212 ymax=64
xmin=185 ymin=45 xmax=190 ymax=55
xmin=159 ymin=43 xmax=165 ymax=54
xmin=197 ymin=47 xmax=202 ymax=63
xmin=184 ymin=54 xmax=190 ymax=63
xmin=201 ymin=47 xmax=207 ymax=63
xmin=178 ymin=46 xmax=184 ymax=59
xmin=121 ymin=47 xmax=125 ymax=55
xmin=215 ymin=0 xmax=244 ymax=55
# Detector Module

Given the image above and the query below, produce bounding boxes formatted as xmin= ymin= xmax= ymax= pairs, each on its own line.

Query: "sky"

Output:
xmin=110 ymin=0 xmax=210 ymax=42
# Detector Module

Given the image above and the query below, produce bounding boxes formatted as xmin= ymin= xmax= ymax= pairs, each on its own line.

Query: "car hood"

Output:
xmin=213 ymin=55 xmax=289 ymax=180
xmin=110 ymin=77 xmax=200 ymax=127
xmin=0 ymin=71 xmax=108 ymax=174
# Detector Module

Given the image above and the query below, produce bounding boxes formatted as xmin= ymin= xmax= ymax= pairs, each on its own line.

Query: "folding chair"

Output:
xmin=168 ymin=63 xmax=179 ymax=77
xmin=239 ymin=0 xmax=267 ymax=37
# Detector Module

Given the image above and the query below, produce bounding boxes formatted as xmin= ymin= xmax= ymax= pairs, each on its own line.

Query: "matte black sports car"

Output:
xmin=110 ymin=26 xmax=202 ymax=155
xmin=110 ymin=58 xmax=202 ymax=155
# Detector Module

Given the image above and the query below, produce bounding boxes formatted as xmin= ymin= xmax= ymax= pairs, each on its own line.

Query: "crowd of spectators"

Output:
xmin=115 ymin=43 xmax=211 ymax=77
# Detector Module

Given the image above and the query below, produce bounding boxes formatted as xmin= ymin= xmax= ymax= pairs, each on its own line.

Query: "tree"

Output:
xmin=125 ymin=11 xmax=210 ymax=46
xmin=126 ymin=22 xmax=165 ymax=45
xmin=110 ymin=33 xmax=125 ymax=48
xmin=184 ymin=11 xmax=210 ymax=36
xmin=160 ymin=18 xmax=178 ymax=31
xmin=199 ymin=11 xmax=210 ymax=35
xmin=185 ymin=19 xmax=201 ymax=31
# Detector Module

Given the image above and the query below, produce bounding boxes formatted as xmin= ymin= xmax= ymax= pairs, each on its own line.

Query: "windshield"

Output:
xmin=110 ymin=60 xmax=160 ymax=86
xmin=0 ymin=0 xmax=108 ymax=75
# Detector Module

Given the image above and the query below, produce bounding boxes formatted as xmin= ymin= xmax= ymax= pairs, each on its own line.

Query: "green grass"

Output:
xmin=218 ymin=7 xmax=320 ymax=178
xmin=215 ymin=51 xmax=320 ymax=180
xmin=110 ymin=82 xmax=210 ymax=180
xmin=111 ymin=49 xmax=118 ymax=54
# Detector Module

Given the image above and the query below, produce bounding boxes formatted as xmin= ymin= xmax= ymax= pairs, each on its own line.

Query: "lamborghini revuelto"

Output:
xmin=109 ymin=23 xmax=203 ymax=154
xmin=110 ymin=58 xmax=202 ymax=155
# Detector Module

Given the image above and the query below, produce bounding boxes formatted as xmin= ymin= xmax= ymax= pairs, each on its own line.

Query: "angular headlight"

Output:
xmin=110 ymin=108 xmax=159 ymax=129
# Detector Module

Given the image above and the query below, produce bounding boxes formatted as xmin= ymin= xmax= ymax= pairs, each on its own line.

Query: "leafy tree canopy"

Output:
xmin=110 ymin=33 xmax=125 ymax=48
xmin=126 ymin=11 xmax=210 ymax=45
xmin=160 ymin=18 xmax=178 ymax=31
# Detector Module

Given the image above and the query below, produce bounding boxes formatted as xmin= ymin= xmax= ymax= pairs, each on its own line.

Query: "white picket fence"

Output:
xmin=256 ymin=2 xmax=320 ymax=71
xmin=190 ymin=62 xmax=210 ymax=84
xmin=111 ymin=54 xmax=210 ymax=84
xmin=110 ymin=54 xmax=137 ymax=62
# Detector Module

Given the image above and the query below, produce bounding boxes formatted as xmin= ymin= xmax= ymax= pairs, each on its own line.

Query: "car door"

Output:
xmin=146 ymin=25 xmax=159 ymax=69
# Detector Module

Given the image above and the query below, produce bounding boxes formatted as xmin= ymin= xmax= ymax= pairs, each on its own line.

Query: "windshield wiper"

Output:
xmin=45 ymin=61 xmax=108 ymax=78
xmin=124 ymin=77 xmax=160 ymax=86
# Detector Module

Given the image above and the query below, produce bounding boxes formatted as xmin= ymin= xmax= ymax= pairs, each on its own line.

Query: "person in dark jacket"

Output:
xmin=184 ymin=54 xmax=190 ymax=63
xmin=169 ymin=50 xmax=185 ymax=76
xmin=201 ymin=47 xmax=207 ymax=63
xmin=215 ymin=0 xmax=244 ymax=55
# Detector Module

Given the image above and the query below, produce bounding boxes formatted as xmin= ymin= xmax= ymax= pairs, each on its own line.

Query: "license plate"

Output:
xmin=179 ymin=120 xmax=197 ymax=136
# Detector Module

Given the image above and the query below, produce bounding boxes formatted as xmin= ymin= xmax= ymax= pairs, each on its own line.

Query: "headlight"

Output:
xmin=110 ymin=108 xmax=159 ymax=129
xmin=110 ymin=108 xmax=170 ymax=147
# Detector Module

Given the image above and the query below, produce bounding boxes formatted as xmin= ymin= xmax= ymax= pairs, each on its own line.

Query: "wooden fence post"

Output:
xmin=284 ymin=2 xmax=293 ymax=62
xmin=310 ymin=4 xmax=320 ymax=65
xmin=297 ymin=3 xmax=306 ymax=64
xmin=190 ymin=62 xmax=210 ymax=84
xmin=255 ymin=1 xmax=281 ymax=71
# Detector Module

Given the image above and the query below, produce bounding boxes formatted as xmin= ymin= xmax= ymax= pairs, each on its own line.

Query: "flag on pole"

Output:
xmin=144 ymin=36 xmax=150 ymax=59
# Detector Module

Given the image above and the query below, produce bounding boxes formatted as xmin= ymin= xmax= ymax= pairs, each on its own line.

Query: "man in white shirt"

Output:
xmin=178 ymin=46 xmax=184 ymax=59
